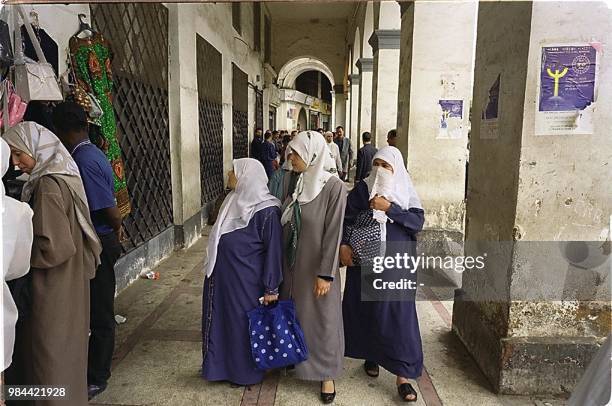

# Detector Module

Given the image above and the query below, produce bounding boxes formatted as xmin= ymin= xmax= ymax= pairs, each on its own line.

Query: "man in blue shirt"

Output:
xmin=52 ymin=102 xmax=123 ymax=400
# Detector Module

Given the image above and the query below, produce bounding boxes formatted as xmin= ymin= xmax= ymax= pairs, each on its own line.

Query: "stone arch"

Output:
xmin=362 ymin=2 xmax=374 ymax=58
xmin=297 ymin=107 xmax=308 ymax=131
xmin=277 ymin=56 xmax=336 ymax=89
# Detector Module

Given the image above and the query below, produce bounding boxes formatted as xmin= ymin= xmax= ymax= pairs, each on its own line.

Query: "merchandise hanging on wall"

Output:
xmin=68 ymin=21 xmax=131 ymax=217
xmin=535 ymin=44 xmax=599 ymax=135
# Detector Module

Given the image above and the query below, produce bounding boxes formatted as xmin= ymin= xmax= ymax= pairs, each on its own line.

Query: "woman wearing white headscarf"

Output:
xmin=279 ymin=131 xmax=346 ymax=404
xmin=1 ymin=138 xmax=33 ymax=372
xmin=3 ymin=121 xmax=102 ymax=405
xmin=201 ymin=158 xmax=283 ymax=386
xmin=340 ymin=146 xmax=425 ymax=402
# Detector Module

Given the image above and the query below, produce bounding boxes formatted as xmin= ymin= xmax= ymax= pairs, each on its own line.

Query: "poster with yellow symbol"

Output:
xmin=536 ymin=44 xmax=598 ymax=135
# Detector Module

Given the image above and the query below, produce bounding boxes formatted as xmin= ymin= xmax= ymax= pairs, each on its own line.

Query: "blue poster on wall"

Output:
xmin=539 ymin=45 xmax=596 ymax=112
xmin=439 ymin=99 xmax=463 ymax=129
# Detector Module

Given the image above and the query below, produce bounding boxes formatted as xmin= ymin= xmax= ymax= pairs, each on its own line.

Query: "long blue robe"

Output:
xmin=261 ymin=141 xmax=277 ymax=179
xmin=201 ymin=206 xmax=283 ymax=385
xmin=342 ymin=181 xmax=425 ymax=379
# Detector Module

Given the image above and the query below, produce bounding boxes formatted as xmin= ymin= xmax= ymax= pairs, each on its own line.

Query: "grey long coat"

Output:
xmin=280 ymin=174 xmax=347 ymax=381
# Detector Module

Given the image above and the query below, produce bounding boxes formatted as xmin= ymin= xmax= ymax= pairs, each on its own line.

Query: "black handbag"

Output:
xmin=0 ymin=7 xmax=13 ymax=72
xmin=7 ymin=272 xmax=32 ymax=319
xmin=346 ymin=209 xmax=383 ymax=266
xmin=207 ymin=188 xmax=230 ymax=226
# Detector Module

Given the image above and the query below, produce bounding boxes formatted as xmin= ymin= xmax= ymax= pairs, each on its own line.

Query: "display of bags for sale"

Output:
xmin=0 ymin=6 xmax=13 ymax=71
xmin=13 ymin=5 xmax=62 ymax=102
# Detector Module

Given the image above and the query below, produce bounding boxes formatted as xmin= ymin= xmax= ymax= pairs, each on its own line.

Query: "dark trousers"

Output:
xmin=87 ymin=231 xmax=122 ymax=386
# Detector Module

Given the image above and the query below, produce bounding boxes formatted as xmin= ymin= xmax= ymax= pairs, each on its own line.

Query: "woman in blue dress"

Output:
xmin=201 ymin=158 xmax=283 ymax=386
xmin=340 ymin=146 xmax=425 ymax=402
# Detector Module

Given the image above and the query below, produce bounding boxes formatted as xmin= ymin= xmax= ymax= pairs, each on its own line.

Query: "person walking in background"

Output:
xmin=261 ymin=131 xmax=278 ymax=179
xmin=279 ymin=131 xmax=346 ymax=404
xmin=334 ymin=126 xmax=353 ymax=181
xmin=387 ymin=129 xmax=398 ymax=147
xmin=340 ymin=146 xmax=424 ymax=403
xmin=202 ymin=158 xmax=282 ymax=386
xmin=250 ymin=128 xmax=264 ymax=163
xmin=52 ymin=102 xmax=124 ymax=400
xmin=1 ymin=139 xmax=33 ymax=374
xmin=324 ymin=131 xmax=343 ymax=174
xmin=355 ymin=132 xmax=377 ymax=183
xmin=3 ymin=121 xmax=102 ymax=406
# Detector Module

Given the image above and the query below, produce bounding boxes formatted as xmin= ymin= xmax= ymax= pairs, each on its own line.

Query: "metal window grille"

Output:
xmin=90 ymin=3 xmax=173 ymax=252
xmin=197 ymin=35 xmax=224 ymax=205
xmin=232 ymin=63 xmax=248 ymax=159
xmin=255 ymin=87 xmax=263 ymax=130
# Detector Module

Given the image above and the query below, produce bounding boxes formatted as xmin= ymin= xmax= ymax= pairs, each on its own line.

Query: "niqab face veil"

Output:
xmin=204 ymin=158 xmax=280 ymax=277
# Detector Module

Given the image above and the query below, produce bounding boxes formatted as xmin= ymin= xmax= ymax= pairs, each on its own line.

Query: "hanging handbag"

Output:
xmin=13 ymin=5 xmax=62 ymax=102
xmin=346 ymin=209 xmax=384 ymax=266
xmin=246 ymin=300 xmax=308 ymax=371
xmin=0 ymin=79 xmax=27 ymax=129
xmin=0 ymin=6 xmax=13 ymax=71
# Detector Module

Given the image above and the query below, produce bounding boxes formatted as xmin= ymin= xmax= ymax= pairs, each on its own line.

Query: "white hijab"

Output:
xmin=281 ymin=131 xmax=333 ymax=225
xmin=1 ymin=138 xmax=33 ymax=371
xmin=364 ymin=146 xmax=422 ymax=211
xmin=204 ymin=158 xmax=280 ymax=277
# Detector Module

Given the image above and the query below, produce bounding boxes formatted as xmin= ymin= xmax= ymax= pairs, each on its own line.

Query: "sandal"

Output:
xmin=363 ymin=361 xmax=379 ymax=378
xmin=397 ymin=383 xmax=417 ymax=402
xmin=320 ymin=381 xmax=336 ymax=404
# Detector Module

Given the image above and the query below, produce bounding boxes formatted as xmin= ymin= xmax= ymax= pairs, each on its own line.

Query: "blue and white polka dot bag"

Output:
xmin=247 ymin=300 xmax=308 ymax=370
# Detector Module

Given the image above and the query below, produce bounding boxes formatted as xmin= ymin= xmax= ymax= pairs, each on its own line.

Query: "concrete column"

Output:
xmin=453 ymin=1 xmax=611 ymax=395
xmin=168 ymin=5 xmax=202 ymax=247
xmin=369 ymin=30 xmax=400 ymax=148
xmin=396 ymin=0 xmax=476 ymax=241
xmin=357 ymin=57 xmax=373 ymax=149
xmin=349 ymin=74 xmax=360 ymax=148
xmin=333 ymin=84 xmax=346 ymax=130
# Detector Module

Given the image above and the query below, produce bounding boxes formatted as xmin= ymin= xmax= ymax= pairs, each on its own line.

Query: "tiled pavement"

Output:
xmin=91 ymin=235 xmax=569 ymax=406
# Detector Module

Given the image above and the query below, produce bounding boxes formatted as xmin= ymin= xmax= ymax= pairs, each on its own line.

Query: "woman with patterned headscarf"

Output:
xmin=279 ymin=131 xmax=347 ymax=404
xmin=3 ymin=121 xmax=101 ymax=406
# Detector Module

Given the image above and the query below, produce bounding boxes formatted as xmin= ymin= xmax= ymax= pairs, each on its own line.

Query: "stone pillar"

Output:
xmin=369 ymin=30 xmax=400 ymax=148
xmin=453 ymin=1 xmax=611 ymax=395
xmin=349 ymin=74 xmax=360 ymax=149
xmin=396 ymin=0 xmax=476 ymax=245
xmin=168 ymin=5 xmax=202 ymax=247
xmin=333 ymin=84 xmax=346 ymax=130
xmin=357 ymin=57 xmax=373 ymax=149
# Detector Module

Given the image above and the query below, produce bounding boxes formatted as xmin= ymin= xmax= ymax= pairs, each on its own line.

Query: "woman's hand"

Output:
xmin=263 ymin=293 xmax=279 ymax=305
xmin=314 ymin=278 xmax=332 ymax=297
xmin=339 ymin=244 xmax=354 ymax=267
xmin=370 ymin=196 xmax=391 ymax=212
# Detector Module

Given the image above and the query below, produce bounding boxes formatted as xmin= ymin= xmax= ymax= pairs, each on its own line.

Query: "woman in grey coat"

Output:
xmin=279 ymin=131 xmax=346 ymax=404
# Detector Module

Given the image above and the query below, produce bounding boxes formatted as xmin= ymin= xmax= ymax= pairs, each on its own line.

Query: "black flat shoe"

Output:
xmin=363 ymin=361 xmax=379 ymax=377
xmin=320 ymin=381 xmax=336 ymax=404
xmin=87 ymin=384 xmax=107 ymax=400
xmin=397 ymin=382 xmax=418 ymax=402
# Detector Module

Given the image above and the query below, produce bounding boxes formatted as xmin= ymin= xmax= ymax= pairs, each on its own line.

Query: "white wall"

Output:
xmin=405 ymin=1 xmax=477 ymax=233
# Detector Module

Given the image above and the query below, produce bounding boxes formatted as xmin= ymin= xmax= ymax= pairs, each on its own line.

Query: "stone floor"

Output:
xmin=90 ymin=235 xmax=569 ymax=406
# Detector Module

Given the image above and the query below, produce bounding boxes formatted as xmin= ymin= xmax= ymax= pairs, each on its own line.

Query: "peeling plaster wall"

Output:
xmin=455 ymin=1 xmax=611 ymax=394
xmin=508 ymin=0 xmax=612 ymax=338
